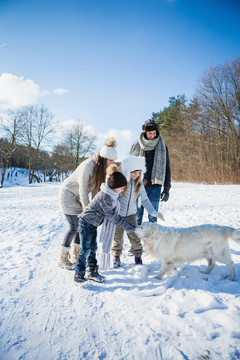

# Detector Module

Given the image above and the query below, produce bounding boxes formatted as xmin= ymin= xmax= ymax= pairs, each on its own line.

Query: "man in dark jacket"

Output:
xmin=130 ymin=119 xmax=171 ymax=225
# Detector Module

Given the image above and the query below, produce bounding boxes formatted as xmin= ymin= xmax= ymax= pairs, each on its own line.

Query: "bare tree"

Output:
xmin=62 ymin=120 xmax=96 ymax=169
xmin=19 ymin=105 xmax=55 ymax=183
xmin=196 ymin=57 xmax=240 ymax=183
xmin=0 ymin=109 xmax=23 ymax=186
xmin=51 ymin=144 xmax=73 ymax=174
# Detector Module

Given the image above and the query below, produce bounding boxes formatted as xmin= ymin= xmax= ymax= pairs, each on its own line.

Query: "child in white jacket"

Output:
xmin=111 ymin=156 xmax=164 ymax=267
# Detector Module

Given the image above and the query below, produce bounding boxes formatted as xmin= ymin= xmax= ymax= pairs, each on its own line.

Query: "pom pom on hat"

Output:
xmin=106 ymin=163 xmax=119 ymax=175
xmin=106 ymin=164 xmax=127 ymax=189
xmin=105 ymin=137 xmax=117 ymax=148
xmin=100 ymin=137 xmax=118 ymax=160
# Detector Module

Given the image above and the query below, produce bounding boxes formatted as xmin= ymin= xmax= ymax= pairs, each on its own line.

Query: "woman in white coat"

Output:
xmin=58 ymin=138 xmax=117 ymax=269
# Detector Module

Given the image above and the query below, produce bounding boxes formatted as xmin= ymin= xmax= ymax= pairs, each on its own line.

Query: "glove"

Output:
xmin=160 ymin=190 xmax=169 ymax=202
xmin=123 ymin=221 xmax=136 ymax=234
xmin=151 ymin=212 xmax=165 ymax=221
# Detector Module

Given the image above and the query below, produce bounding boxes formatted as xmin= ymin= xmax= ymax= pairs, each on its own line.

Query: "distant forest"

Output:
xmin=1 ymin=56 xmax=239 ymax=186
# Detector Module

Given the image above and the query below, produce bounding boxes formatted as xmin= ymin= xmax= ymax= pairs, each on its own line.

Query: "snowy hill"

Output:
xmin=0 ymin=179 xmax=240 ymax=360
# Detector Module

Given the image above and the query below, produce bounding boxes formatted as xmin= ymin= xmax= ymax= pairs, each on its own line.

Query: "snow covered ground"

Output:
xmin=0 ymin=178 xmax=240 ymax=360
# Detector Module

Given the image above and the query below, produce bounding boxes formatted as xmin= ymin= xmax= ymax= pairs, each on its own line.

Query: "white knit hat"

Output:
xmin=121 ymin=156 xmax=146 ymax=181
xmin=100 ymin=137 xmax=118 ymax=160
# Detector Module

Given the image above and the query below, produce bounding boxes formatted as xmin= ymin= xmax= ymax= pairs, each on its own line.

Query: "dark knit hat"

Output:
xmin=107 ymin=171 xmax=127 ymax=189
xmin=142 ymin=119 xmax=159 ymax=132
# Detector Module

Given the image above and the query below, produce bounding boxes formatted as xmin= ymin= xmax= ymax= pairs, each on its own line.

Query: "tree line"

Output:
xmin=0 ymin=56 xmax=239 ymax=186
xmin=0 ymin=106 xmax=96 ymax=186
xmin=153 ymin=56 xmax=240 ymax=184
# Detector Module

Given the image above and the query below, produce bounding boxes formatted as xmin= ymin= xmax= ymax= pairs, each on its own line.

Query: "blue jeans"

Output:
xmin=76 ymin=218 xmax=98 ymax=273
xmin=137 ymin=186 xmax=162 ymax=225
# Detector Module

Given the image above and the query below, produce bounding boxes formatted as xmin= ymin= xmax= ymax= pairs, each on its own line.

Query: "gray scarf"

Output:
xmin=131 ymin=133 xmax=166 ymax=185
xmin=99 ymin=183 xmax=120 ymax=270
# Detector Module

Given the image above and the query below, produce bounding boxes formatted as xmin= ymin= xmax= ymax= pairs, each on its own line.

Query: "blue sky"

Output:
xmin=0 ymin=0 xmax=240 ymax=157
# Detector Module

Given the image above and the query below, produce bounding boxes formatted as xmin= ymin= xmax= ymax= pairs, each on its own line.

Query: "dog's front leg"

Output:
xmin=154 ymin=263 xmax=166 ymax=280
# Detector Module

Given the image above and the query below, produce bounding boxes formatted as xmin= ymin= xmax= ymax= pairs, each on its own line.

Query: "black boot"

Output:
xmin=86 ymin=267 xmax=105 ymax=283
xmin=74 ymin=270 xmax=87 ymax=283
xmin=113 ymin=256 xmax=121 ymax=268
xmin=135 ymin=255 xmax=143 ymax=265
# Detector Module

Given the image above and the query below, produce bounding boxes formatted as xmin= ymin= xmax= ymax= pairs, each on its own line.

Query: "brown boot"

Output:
xmin=58 ymin=246 xmax=75 ymax=270
xmin=71 ymin=243 xmax=81 ymax=264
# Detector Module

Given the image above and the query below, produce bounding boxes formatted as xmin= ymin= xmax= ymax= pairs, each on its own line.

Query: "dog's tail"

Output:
xmin=232 ymin=229 xmax=240 ymax=242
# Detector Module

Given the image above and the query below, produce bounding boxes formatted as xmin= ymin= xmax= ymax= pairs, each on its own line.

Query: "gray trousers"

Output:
xmin=111 ymin=214 xmax=142 ymax=257
xmin=62 ymin=214 xmax=80 ymax=247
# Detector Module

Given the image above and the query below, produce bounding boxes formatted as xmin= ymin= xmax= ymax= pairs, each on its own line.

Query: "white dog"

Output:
xmin=135 ymin=222 xmax=240 ymax=280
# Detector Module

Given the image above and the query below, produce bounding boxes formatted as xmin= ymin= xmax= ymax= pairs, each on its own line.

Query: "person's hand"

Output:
xmin=160 ymin=190 xmax=169 ymax=202
xmin=124 ymin=222 xmax=136 ymax=234
xmin=151 ymin=212 xmax=165 ymax=221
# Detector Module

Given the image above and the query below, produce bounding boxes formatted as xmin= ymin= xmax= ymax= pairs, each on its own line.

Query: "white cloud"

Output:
xmin=0 ymin=73 xmax=49 ymax=109
xmin=59 ymin=119 xmax=95 ymax=134
xmin=0 ymin=43 xmax=7 ymax=48
xmin=0 ymin=73 xmax=70 ymax=110
xmin=54 ymin=119 xmax=96 ymax=138
xmin=53 ymin=88 xmax=69 ymax=95
xmin=98 ymin=128 xmax=133 ymax=142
